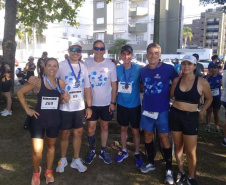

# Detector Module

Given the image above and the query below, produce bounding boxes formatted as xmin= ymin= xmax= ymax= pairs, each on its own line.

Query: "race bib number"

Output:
xmin=142 ymin=111 xmax=159 ymax=119
xmin=211 ymin=88 xmax=219 ymax=96
xmin=118 ymin=82 xmax=132 ymax=94
xmin=41 ymin=97 xmax=59 ymax=109
xmin=69 ymin=91 xmax=83 ymax=101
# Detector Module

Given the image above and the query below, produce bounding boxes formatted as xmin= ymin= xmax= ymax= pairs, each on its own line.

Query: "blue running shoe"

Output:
xmin=115 ymin=151 xmax=128 ymax=163
xmin=140 ymin=163 xmax=155 ymax=173
xmin=99 ymin=151 xmax=112 ymax=164
xmin=135 ymin=153 xmax=143 ymax=168
xmin=205 ymin=125 xmax=210 ymax=132
xmin=84 ymin=151 xmax=96 ymax=164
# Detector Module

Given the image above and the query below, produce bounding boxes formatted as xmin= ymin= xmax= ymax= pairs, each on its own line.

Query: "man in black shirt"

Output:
xmin=193 ymin=53 xmax=204 ymax=77
xmin=37 ymin=51 xmax=48 ymax=78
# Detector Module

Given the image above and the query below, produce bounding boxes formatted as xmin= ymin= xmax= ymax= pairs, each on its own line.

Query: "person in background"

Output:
xmin=192 ymin=53 xmax=204 ymax=77
xmin=37 ymin=52 xmax=48 ymax=78
xmin=26 ymin=56 xmax=36 ymax=95
xmin=208 ymin=55 xmax=219 ymax=70
xmin=0 ymin=62 xmax=12 ymax=116
xmin=115 ymin=45 xmax=143 ymax=168
xmin=204 ymin=64 xmax=222 ymax=132
xmin=172 ymin=58 xmax=181 ymax=75
xmin=64 ymin=54 xmax=69 ymax=60
xmin=17 ymin=58 xmax=67 ymax=185
xmin=221 ymin=123 xmax=226 ymax=147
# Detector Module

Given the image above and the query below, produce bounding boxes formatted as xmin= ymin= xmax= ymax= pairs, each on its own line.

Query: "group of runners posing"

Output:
xmin=17 ymin=41 xmax=212 ymax=185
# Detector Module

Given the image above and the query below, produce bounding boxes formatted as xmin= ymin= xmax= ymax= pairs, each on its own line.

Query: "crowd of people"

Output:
xmin=0 ymin=41 xmax=226 ymax=185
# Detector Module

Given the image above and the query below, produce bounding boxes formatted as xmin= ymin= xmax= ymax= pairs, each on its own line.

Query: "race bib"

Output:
xmin=41 ymin=97 xmax=59 ymax=109
xmin=69 ymin=91 xmax=83 ymax=101
xmin=211 ymin=88 xmax=219 ymax=96
xmin=118 ymin=82 xmax=132 ymax=94
xmin=142 ymin=111 xmax=159 ymax=119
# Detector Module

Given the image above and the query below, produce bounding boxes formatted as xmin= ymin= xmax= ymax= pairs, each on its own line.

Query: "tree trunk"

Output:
xmin=154 ymin=0 xmax=160 ymax=44
xmin=3 ymin=0 xmax=17 ymax=93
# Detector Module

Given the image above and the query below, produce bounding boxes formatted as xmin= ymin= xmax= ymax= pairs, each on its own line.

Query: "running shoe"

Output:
xmin=221 ymin=140 xmax=226 ymax=147
xmin=70 ymin=158 xmax=87 ymax=172
xmin=164 ymin=169 xmax=174 ymax=184
xmin=176 ymin=172 xmax=186 ymax=185
xmin=115 ymin=151 xmax=128 ymax=163
xmin=0 ymin=108 xmax=6 ymax=114
xmin=84 ymin=150 xmax=96 ymax=164
xmin=1 ymin=110 xmax=12 ymax=116
xmin=56 ymin=158 xmax=68 ymax=173
xmin=187 ymin=178 xmax=198 ymax=185
xmin=45 ymin=169 xmax=54 ymax=184
xmin=99 ymin=151 xmax=112 ymax=164
xmin=135 ymin=153 xmax=143 ymax=168
xmin=205 ymin=125 xmax=210 ymax=132
xmin=31 ymin=166 xmax=41 ymax=185
xmin=140 ymin=163 xmax=155 ymax=173
xmin=215 ymin=125 xmax=220 ymax=132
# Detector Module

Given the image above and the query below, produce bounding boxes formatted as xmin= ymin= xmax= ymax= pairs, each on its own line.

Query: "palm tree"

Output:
xmin=183 ymin=27 xmax=193 ymax=48
xmin=108 ymin=39 xmax=128 ymax=60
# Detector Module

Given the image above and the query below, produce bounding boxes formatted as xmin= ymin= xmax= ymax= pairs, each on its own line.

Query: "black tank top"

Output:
xmin=174 ymin=76 xmax=200 ymax=104
xmin=34 ymin=77 xmax=61 ymax=129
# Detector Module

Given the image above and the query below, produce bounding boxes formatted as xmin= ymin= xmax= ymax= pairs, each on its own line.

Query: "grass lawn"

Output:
xmin=0 ymin=95 xmax=225 ymax=185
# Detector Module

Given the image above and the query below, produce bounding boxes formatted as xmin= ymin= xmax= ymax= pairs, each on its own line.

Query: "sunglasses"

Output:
xmin=93 ymin=47 xmax=105 ymax=51
xmin=69 ymin=48 xmax=82 ymax=53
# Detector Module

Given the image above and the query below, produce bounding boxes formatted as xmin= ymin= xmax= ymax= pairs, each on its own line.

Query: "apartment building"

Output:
xmin=184 ymin=12 xmax=205 ymax=48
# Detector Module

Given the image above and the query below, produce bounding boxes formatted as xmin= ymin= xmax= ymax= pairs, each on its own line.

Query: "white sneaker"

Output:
xmin=0 ymin=109 xmax=7 ymax=114
xmin=56 ymin=158 xmax=68 ymax=173
xmin=164 ymin=169 xmax=174 ymax=184
xmin=1 ymin=110 xmax=12 ymax=116
xmin=70 ymin=158 xmax=87 ymax=173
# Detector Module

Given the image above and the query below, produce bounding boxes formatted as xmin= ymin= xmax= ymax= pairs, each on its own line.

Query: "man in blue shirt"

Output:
xmin=204 ymin=63 xmax=222 ymax=132
xmin=140 ymin=43 xmax=178 ymax=185
xmin=115 ymin=45 xmax=143 ymax=168
xmin=172 ymin=58 xmax=181 ymax=74
xmin=208 ymin=55 xmax=220 ymax=70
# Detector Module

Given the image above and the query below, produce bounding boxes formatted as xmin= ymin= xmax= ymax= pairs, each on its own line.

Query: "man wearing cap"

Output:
xmin=54 ymin=41 xmax=92 ymax=173
xmin=25 ymin=56 xmax=36 ymax=94
xmin=139 ymin=43 xmax=178 ymax=184
xmin=115 ymin=45 xmax=143 ymax=168
xmin=204 ymin=63 xmax=222 ymax=132
xmin=37 ymin=51 xmax=48 ymax=78
xmin=84 ymin=40 xmax=117 ymax=165
xmin=193 ymin=53 xmax=204 ymax=77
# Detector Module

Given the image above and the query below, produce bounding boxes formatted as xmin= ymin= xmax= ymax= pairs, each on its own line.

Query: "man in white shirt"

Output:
xmin=56 ymin=42 xmax=92 ymax=173
xmin=84 ymin=40 xmax=117 ymax=164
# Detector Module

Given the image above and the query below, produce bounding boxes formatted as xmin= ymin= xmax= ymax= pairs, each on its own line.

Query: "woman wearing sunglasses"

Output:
xmin=17 ymin=58 xmax=67 ymax=185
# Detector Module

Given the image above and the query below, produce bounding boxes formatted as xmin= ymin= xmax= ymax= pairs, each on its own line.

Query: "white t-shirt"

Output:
xmin=56 ymin=60 xmax=90 ymax=111
xmin=85 ymin=58 xmax=117 ymax=106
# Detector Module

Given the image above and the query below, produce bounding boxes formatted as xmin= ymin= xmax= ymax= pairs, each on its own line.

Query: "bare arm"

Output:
xmin=109 ymin=81 xmax=117 ymax=113
xmin=84 ymin=87 xmax=92 ymax=119
xmin=170 ymin=77 xmax=179 ymax=99
xmin=17 ymin=80 xmax=41 ymax=118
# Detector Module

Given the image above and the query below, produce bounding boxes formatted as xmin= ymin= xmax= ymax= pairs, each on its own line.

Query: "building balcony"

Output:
xmin=206 ymin=36 xmax=218 ymax=39
xmin=129 ymin=7 xmax=148 ymax=17
xmin=206 ymin=28 xmax=219 ymax=32
xmin=207 ymin=21 xmax=219 ymax=25
xmin=128 ymin=23 xmax=147 ymax=33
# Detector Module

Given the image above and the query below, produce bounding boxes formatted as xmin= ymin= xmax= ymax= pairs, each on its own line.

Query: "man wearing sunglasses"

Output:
xmin=55 ymin=41 xmax=92 ymax=173
xmin=115 ymin=45 xmax=143 ymax=168
xmin=84 ymin=40 xmax=117 ymax=165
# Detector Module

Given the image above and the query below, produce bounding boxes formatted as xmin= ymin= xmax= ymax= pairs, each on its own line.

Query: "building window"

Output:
xmin=97 ymin=17 xmax=104 ymax=24
xmin=136 ymin=34 xmax=144 ymax=44
xmin=116 ymin=18 xmax=124 ymax=24
xmin=116 ymin=2 xmax=123 ymax=9
xmin=114 ymin=33 xmax=123 ymax=39
xmin=96 ymin=33 xmax=104 ymax=41
xmin=96 ymin=2 xmax=104 ymax=9
xmin=150 ymin=34 xmax=153 ymax=40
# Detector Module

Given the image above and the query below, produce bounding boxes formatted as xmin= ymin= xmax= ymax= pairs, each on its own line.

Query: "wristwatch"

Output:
xmin=87 ymin=106 xmax=92 ymax=109
xmin=110 ymin=101 xmax=116 ymax=105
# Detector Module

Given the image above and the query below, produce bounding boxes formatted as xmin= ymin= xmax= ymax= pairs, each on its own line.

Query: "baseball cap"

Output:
xmin=210 ymin=63 xmax=219 ymax=68
xmin=69 ymin=41 xmax=82 ymax=48
xmin=181 ymin=55 xmax=196 ymax=64
xmin=28 ymin=56 xmax=34 ymax=60
xmin=121 ymin=45 xmax=133 ymax=54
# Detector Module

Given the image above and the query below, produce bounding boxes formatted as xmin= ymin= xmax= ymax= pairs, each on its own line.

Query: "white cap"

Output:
xmin=181 ymin=55 xmax=196 ymax=64
xmin=69 ymin=41 xmax=82 ymax=48
xmin=28 ymin=56 xmax=34 ymax=60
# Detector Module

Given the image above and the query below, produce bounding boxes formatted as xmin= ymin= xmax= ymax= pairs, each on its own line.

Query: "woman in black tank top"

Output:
xmin=17 ymin=58 xmax=70 ymax=185
xmin=169 ymin=55 xmax=212 ymax=184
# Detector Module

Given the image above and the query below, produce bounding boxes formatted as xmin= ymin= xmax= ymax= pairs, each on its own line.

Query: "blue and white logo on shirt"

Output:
xmin=89 ymin=70 xmax=108 ymax=88
xmin=65 ymin=72 xmax=84 ymax=91
xmin=144 ymin=77 xmax=164 ymax=95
